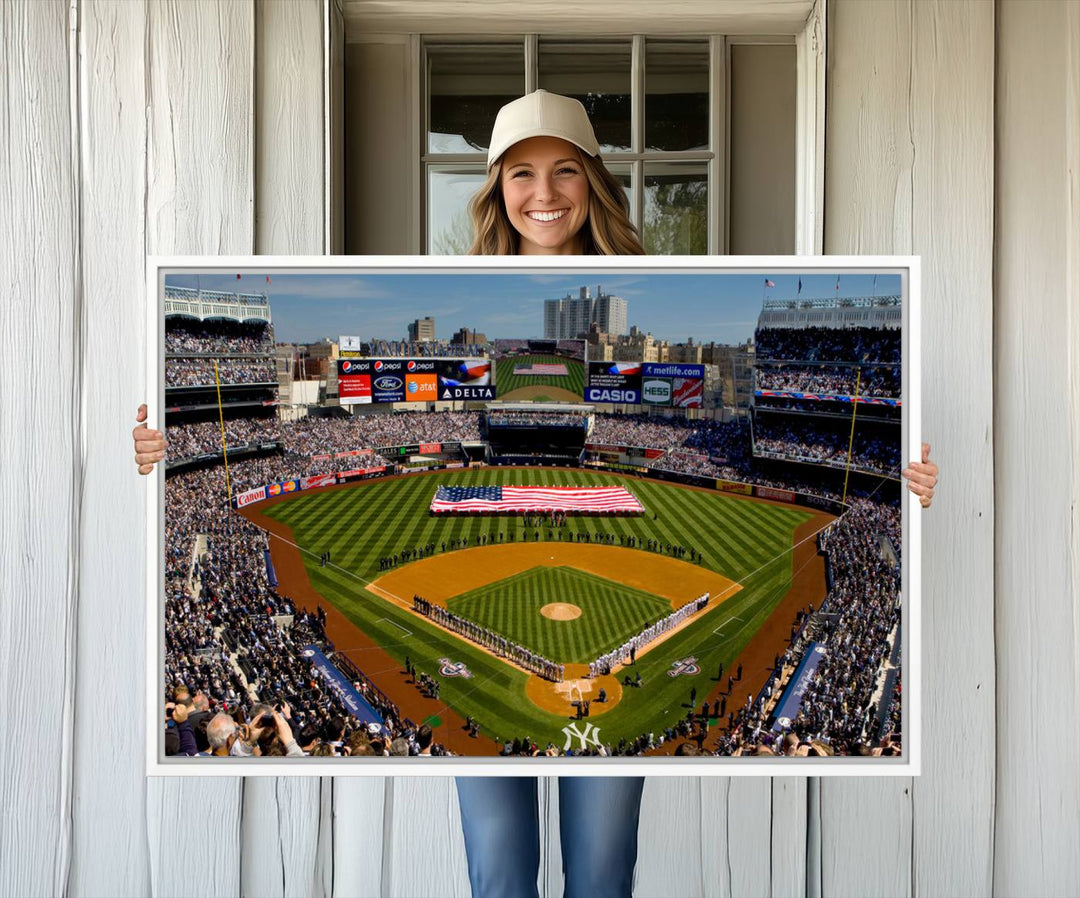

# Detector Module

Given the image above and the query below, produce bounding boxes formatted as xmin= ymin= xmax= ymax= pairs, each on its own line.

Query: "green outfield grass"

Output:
xmin=449 ymin=566 xmax=672 ymax=663
xmin=257 ymin=467 xmax=816 ymax=748
xmin=495 ymin=354 xmax=584 ymax=401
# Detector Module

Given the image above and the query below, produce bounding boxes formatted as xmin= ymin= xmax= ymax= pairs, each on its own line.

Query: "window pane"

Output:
xmin=643 ymin=163 xmax=707 ymax=254
xmin=603 ymin=163 xmax=634 ymax=222
xmin=427 ymin=44 xmax=524 ymax=154
xmin=428 ymin=167 xmax=487 ymax=254
xmin=538 ymin=40 xmax=632 ymax=153
xmin=645 ymin=40 xmax=709 ymax=152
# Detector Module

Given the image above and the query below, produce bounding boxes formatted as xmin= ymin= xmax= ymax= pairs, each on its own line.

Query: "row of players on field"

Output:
xmin=409 ymin=591 xmax=710 ymax=685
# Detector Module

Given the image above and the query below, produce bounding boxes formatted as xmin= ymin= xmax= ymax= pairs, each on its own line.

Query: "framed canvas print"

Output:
xmin=146 ymin=255 xmax=921 ymax=776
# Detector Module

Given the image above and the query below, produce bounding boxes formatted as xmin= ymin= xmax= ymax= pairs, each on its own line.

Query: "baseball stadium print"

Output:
xmin=148 ymin=257 xmax=920 ymax=775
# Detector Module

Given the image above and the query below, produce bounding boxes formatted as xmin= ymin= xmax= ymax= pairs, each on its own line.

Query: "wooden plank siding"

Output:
xmin=823 ymin=2 xmax=996 ymax=897
xmin=0 ymin=2 xmax=1076 ymax=897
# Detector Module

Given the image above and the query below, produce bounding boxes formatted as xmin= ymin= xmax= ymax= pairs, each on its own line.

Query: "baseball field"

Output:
xmin=494 ymin=354 xmax=585 ymax=402
xmin=244 ymin=467 xmax=832 ymax=754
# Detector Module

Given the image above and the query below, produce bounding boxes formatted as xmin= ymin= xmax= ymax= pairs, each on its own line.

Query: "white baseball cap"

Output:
xmin=486 ymin=90 xmax=601 ymax=169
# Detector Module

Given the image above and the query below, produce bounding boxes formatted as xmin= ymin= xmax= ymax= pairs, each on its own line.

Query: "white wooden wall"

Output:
xmin=0 ymin=1 xmax=1076 ymax=896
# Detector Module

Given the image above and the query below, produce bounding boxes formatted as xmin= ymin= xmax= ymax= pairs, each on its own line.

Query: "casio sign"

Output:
xmin=587 ymin=388 xmax=638 ymax=402
xmin=374 ymin=376 xmax=401 ymax=390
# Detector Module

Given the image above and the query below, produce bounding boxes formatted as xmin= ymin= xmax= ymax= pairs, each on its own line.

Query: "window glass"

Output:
xmin=645 ymin=40 xmax=709 ymax=152
xmin=643 ymin=163 xmax=708 ymax=254
xmin=427 ymin=44 xmax=524 ymax=154
xmin=538 ymin=41 xmax=632 ymax=153
xmin=428 ymin=167 xmax=487 ymax=254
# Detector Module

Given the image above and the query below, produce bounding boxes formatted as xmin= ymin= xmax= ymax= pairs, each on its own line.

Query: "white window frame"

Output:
xmin=399 ymin=0 xmax=825 ymax=256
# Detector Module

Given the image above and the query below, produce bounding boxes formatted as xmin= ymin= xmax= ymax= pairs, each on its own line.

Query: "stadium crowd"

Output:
xmin=753 ymin=419 xmax=900 ymax=475
xmin=165 ymin=320 xmax=275 ymax=355
xmin=279 ymin=411 xmax=480 ymax=456
xmin=709 ymin=497 xmax=902 ymax=757
xmin=165 ymin=418 xmax=282 ymax=459
xmin=166 ymin=357 xmax=277 ymax=387
xmin=486 ymin=410 xmax=589 ymax=428
xmin=163 ymin=460 xmax=455 ymax=758
xmin=754 ymin=326 xmax=901 ymax=364
xmin=363 ymin=339 xmax=490 ymax=358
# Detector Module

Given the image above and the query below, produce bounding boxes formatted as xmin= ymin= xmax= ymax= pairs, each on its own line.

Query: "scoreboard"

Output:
xmin=338 ymin=358 xmax=494 ymax=405
xmin=584 ymin=362 xmax=705 ymax=408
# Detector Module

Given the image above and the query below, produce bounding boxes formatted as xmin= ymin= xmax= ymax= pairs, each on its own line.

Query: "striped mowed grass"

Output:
xmin=259 ymin=468 xmax=812 ymax=744
xmin=494 ymin=354 xmax=584 ymax=401
xmin=450 ymin=566 xmax=672 ymax=663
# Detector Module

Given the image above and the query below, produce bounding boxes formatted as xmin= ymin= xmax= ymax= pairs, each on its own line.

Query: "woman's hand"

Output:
xmin=133 ymin=403 xmax=167 ymax=474
xmin=902 ymin=442 xmax=938 ymax=508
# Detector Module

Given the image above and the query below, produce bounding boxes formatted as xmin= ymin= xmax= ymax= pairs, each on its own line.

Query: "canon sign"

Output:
xmin=642 ymin=379 xmax=670 ymax=404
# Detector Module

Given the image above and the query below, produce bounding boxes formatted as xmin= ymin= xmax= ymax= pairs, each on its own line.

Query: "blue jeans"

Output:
xmin=455 ymin=776 xmax=646 ymax=898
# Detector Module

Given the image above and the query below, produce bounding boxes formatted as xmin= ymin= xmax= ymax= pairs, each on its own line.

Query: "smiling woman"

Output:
xmin=467 ymin=90 xmax=645 ymax=256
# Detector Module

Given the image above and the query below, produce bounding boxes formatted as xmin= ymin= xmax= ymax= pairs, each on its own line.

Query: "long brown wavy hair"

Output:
xmin=468 ymin=150 xmax=645 ymax=256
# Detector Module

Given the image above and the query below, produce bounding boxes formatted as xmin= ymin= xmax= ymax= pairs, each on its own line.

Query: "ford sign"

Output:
xmin=374 ymin=376 xmax=401 ymax=391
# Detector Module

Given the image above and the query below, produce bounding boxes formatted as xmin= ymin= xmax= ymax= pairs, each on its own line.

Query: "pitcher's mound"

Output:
xmin=541 ymin=602 xmax=581 ymax=620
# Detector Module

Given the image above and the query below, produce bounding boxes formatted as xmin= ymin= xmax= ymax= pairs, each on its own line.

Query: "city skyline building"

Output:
xmin=407 ymin=316 xmax=436 ymax=342
xmin=543 ymin=285 xmax=628 ymax=340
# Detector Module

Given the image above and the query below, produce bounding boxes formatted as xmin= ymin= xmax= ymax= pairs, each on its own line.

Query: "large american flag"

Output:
xmin=430 ymin=485 xmax=643 ymax=514
xmin=512 ymin=363 xmax=569 ymax=376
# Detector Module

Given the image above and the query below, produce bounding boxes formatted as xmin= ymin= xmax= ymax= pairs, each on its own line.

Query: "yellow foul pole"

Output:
xmin=214 ymin=359 xmax=232 ymax=502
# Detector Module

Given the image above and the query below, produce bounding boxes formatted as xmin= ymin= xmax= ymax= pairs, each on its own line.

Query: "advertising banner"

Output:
xmin=642 ymin=362 xmax=705 ymax=380
xmin=419 ymin=442 xmax=442 ymax=454
xmin=641 ymin=378 xmax=672 ymax=405
xmin=338 ymin=359 xmax=372 ymax=405
xmin=716 ymin=479 xmax=753 ymax=495
xmin=585 ymin=361 xmax=642 ymax=403
xmin=436 ymin=359 xmax=495 ymax=401
xmin=301 ymin=474 xmax=337 ymax=490
xmin=338 ymin=465 xmax=387 ymax=481
xmin=671 ymin=377 xmax=704 ymax=408
xmin=339 ymin=335 xmax=364 ymax=357
xmin=301 ymin=645 xmax=386 ymax=728
xmin=406 ymin=373 xmax=438 ymax=401
xmin=236 ymin=486 xmax=267 ymax=507
xmin=756 ymin=389 xmax=901 ymax=408
xmin=757 ymin=486 xmax=796 ymax=503
xmin=266 ymin=481 xmax=299 ymax=498
xmin=771 ymin=643 xmax=828 ymax=732
xmin=371 ymin=359 xmax=406 ymax=403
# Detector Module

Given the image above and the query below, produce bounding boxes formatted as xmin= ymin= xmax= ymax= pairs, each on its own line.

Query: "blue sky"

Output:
xmin=163 ymin=271 xmax=902 ymax=346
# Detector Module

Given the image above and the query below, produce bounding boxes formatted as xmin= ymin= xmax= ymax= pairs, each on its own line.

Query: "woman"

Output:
xmin=132 ymin=90 xmax=938 ymax=898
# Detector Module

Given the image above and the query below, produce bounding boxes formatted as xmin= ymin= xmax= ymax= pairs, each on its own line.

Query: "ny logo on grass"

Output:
xmin=562 ymin=721 xmax=603 ymax=751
